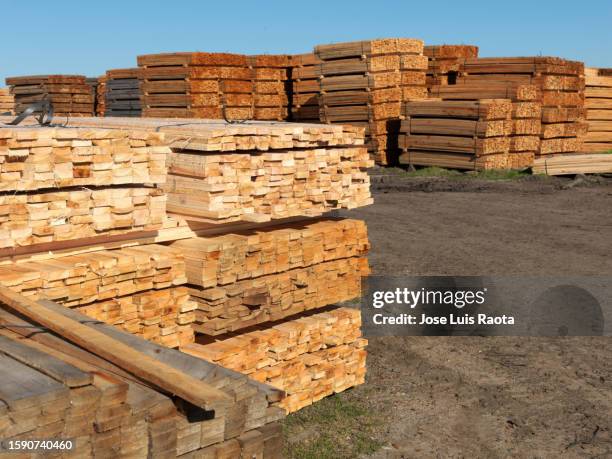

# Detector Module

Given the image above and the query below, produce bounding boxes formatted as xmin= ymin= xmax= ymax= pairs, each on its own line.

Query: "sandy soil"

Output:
xmin=335 ymin=174 xmax=612 ymax=458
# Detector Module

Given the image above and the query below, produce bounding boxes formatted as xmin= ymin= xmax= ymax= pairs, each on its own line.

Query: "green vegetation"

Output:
xmin=283 ymin=395 xmax=383 ymax=459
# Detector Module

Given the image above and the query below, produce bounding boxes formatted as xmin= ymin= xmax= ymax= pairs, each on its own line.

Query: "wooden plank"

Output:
xmin=0 ymin=352 xmax=69 ymax=410
xmin=0 ymin=334 xmax=91 ymax=387
xmin=0 ymin=288 xmax=231 ymax=412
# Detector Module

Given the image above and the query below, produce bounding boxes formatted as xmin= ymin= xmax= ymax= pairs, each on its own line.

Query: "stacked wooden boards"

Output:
xmin=138 ymin=52 xmax=291 ymax=121
xmin=183 ymin=307 xmax=367 ymax=413
xmin=249 ymin=55 xmax=291 ymax=121
xmin=170 ymin=218 xmax=370 ymax=335
xmin=0 ymin=88 xmax=15 ymax=114
xmin=0 ymin=125 xmax=169 ymax=249
xmin=5 ymin=75 xmax=94 ymax=117
xmin=583 ymin=68 xmax=612 ymax=152
xmin=399 ymin=99 xmax=513 ymax=170
xmin=314 ymin=38 xmax=428 ymax=165
xmin=428 ymin=56 xmax=586 ymax=165
xmin=289 ymin=53 xmax=322 ymax=122
xmin=0 ymin=297 xmax=285 ymax=457
xmin=0 ymin=244 xmax=196 ymax=348
xmin=105 ymin=68 xmax=142 ymax=117
xmin=138 ymin=52 xmax=253 ymax=119
xmin=31 ymin=116 xmax=374 ymax=223
xmin=0 ymin=115 xmax=373 ymax=417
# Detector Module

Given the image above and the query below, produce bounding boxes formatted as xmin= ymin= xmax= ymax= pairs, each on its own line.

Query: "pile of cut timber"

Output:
xmin=0 ymin=244 xmax=195 ymax=347
xmin=532 ymin=152 xmax=612 ymax=175
xmin=171 ymin=218 xmax=370 ymax=335
xmin=138 ymin=52 xmax=291 ymax=121
xmin=424 ymin=45 xmax=479 ymax=88
xmin=183 ymin=307 xmax=367 ymax=413
xmin=583 ymin=68 xmax=612 ymax=152
xmin=429 ymin=56 xmax=586 ymax=166
xmin=0 ymin=87 xmax=15 ymax=114
xmin=0 ymin=296 xmax=285 ymax=457
xmin=315 ymin=38 xmax=428 ymax=165
xmin=0 ymin=115 xmax=372 ymax=418
xmin=399 ymin=98 xmax=512 ymax=170
xmin=96 ymin=75 xmax=107 ymax=116
xmin=105 ymin=68 xmax=142 ymax=117
xmin=249 ymin=55 xmax=291 ymax=121
xmin=290 ymin=53 xmax=322 ymax=122
xmin=0 ymin=125 xmax=168 ymax=248
xmin=138 ymin=52 xmax=253 ymax=119
xmin=30 ymin=116 xmax=373 ymax=223
xmin=5 ymin=75 xmax=94 ymax=117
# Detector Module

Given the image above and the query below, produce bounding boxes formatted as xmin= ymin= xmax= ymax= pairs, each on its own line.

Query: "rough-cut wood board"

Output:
xmin=0 ymin=288 xmax=231 ymax=412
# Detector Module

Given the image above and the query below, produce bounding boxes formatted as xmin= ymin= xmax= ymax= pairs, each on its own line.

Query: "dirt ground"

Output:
xmin=283 ymin=172 xmax=612 ymax=458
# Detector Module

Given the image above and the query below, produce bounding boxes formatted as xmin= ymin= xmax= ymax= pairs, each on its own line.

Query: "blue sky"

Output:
xmin=1 ymin=0 xmax=610 ymax=84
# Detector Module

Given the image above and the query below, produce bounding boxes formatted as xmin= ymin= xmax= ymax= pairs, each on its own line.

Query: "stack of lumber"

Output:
xmin=5 ymin=75 xmax=94 ymax=117
xmin=165 ymin=145 xmax=372 ymax=223
xmin=105 ymin=68 xmax=142 ymax=117
xmin=170 ymin=218 xmax=370 ymax=335
xmin=429 ymin=76 xmax=541 ymax=168
xmin=0 ymin=294 xmax=285 ymax=457
xmin=399 ymin=98 xmax=512 ymax=170
xmin=462 ymin=57 xmax=586 ymax=157
xmin=139 ymin=52 xmax=292 ymax=121
xmin=532 ymin=152 xmax=612 ymax=175
xmin=0 ymin=125 xmax=168 ymax=249
xmin=289 ymin=53 xmax=323 ymax=122
xmin=183 ymin=307 xmax=367 ymax=413
xmin=138 ymin=52 xmax=254 ymax=120
xmin=315 ymin=38 xmax=428 ymax=165
xmin=0 ymin=87 xmax=15 ymax=114
xmin=424 ymin=45 xmax=479 ymax=88
xmin=0 ymin=115 xmax=372 ymax=416
xmin=583 ymin=68 xmax=612 ymax=152
xmin=249 ymin=55 xmax=291 ymax=121
xmin=430 ymin=57 xmax=586 ymax=163
xmin=0 ymin=244 xmax=196 ymax=348
xmin=96 ymin=75 xmax=107 ymax=116
xmin=30 ymin=116 xmax=373 ymax=223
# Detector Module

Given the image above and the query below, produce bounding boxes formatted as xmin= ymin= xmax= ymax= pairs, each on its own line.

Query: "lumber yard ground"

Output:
xmin=283 ymin=169 xmax=612 ymax=458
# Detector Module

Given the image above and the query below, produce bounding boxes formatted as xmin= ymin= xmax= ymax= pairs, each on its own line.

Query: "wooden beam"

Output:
xmin=0 ymin=287 xmax=231 ymax=413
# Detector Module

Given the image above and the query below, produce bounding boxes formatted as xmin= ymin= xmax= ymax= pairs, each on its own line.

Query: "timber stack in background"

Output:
xmin=289 ymin=53 xmax=322 ymax=122
xmin=105 ymin=68 xmax=142 ymax=117
xmin=0 ymin=88 xmax=14 ymax=114
xmin=6 ymin=74 xmax=94 ymax=117
xmin=399 ymin=98 xmax=513 ymax=170
xmin=394 ymin=54 xmax=586 ymax=170
xmin=249 ymin=54 xmax=291 ymax=121
xmin=314 ymin=38 xmax=428 ymax=165
xmin=583 ymin=67 xmax=612 ymax=152
xmin=138 ymin=52 xmax=291 ymax=121
xmin=138 ymin=52 xmax=253 ymax=119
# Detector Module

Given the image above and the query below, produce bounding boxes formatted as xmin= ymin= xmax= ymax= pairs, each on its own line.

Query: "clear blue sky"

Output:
xmin=1 ymin=0 xmax=610 ymax=84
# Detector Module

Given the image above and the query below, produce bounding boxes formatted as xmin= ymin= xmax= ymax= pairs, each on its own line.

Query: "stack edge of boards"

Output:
xmin=0 ymin=113 xmax=374 ymax=456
